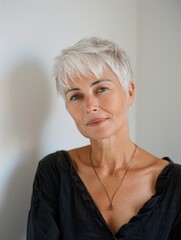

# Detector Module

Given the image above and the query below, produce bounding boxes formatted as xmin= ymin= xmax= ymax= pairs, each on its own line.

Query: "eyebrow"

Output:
xmin=65 ymin=79 xmax=111 ymax=95
xmin=65 ymin=87 xmax=80 ymax=95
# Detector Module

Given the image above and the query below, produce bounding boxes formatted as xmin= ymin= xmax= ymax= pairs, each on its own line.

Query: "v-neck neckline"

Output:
xmin=61 ymin=150 xmax=173 ymax=238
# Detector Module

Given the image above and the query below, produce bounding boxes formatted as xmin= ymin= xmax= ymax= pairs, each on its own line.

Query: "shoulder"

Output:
xmin=37 ymin=150 xmax=73 ymax=177
xmin=68 ymin=145 xmax=90 ymax=163
xmin=158 ymin=160 xmax=181 ymax=201
xmin=161 ymin=157 xmax=181 ymax=179
xmin=172 ymin=162 xmax=181 ymax=172
xmin=31 ymin=150 xmax=73 ymax=198
xmin=169 ymin=161 xmax=181 ymax=181
xmin=135 ymin=147 xmax=170 ymax=176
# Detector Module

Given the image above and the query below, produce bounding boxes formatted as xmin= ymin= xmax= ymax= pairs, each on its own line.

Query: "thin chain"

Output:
xmin=90 ymin=144 xmax=137 ymax=210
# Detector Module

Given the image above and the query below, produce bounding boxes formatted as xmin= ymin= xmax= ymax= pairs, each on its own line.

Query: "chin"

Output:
xmin=81 ymin=130 xmax=115 ymax=141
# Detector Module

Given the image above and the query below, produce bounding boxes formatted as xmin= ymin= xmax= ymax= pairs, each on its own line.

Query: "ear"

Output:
xmin=127 ymin=81 xmax=135 ymax=106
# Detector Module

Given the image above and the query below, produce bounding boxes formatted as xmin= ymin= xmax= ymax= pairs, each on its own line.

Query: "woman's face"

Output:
xmin=65 ymin=68 xmax=134 ymax=140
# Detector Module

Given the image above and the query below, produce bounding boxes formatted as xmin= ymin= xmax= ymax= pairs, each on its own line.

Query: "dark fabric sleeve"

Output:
xmin=27 ymin=154 xmax=61 ymax=240
xmin=168 ymin=165 xmax=181 ymax=240
xmin=169 ymin=219 xmax=181 ymax=240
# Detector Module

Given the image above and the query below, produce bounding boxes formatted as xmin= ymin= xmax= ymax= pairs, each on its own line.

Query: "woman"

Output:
xmin=27 ymin=37 xmax=181 ymax=239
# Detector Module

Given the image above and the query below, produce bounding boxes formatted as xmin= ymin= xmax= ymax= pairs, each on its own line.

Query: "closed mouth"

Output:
xmin=87 ymin=118 xmax=108 ymax=126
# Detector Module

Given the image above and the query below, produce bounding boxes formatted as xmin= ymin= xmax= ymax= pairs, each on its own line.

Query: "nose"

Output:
xmin=86 ymin=107 xmax=97 ymax=114
xmin=85 ymin=95 xmax=98 ymax=114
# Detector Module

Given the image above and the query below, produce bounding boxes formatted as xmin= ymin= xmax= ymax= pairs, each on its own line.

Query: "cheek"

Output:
xmin=111 ymin=98 xmax=128 ymax=118
xmin=67 ymin=106 xmax=83 ymax=123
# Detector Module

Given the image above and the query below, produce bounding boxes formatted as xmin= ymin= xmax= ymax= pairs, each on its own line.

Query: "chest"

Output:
xmin=78 ymin=170 xmax=156 ymax=234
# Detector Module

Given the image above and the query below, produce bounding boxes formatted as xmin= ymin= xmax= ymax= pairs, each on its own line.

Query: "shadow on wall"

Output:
xmin=0 ymin=61 xmax=52 ymax=240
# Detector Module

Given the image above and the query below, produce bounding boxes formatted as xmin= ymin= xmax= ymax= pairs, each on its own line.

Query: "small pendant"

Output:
xmin=109 ymin=204 xmax=113 ymax=210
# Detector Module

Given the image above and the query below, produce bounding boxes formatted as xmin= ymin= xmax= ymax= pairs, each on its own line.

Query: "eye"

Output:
xmin=96 ymin=87 xmax=109 ymax=93
xmin=70 ymin=94 xmax=82 ymax=101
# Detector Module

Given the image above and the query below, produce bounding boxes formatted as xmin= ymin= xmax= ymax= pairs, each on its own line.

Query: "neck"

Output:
xmin=90 ymin=135 xmax=135 ymax=173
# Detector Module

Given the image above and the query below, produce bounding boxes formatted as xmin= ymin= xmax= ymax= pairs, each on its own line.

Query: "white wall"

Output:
xmin=137 ymin=0 xmax=181 ymax=162
xmin=0 ymin=1 xmax=137 ymax=239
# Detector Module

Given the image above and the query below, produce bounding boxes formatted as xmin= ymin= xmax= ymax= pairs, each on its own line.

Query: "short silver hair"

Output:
xmin=53 ymin=37 xmax=133 ymax=96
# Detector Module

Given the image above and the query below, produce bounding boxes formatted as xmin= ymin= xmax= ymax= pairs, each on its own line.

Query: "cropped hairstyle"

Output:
xmin=53 ymin=37 xmax=133 ymax=97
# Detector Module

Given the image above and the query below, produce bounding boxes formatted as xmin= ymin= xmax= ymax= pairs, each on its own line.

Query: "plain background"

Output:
xmin=0 ymin=0 xmax=180 ymax=239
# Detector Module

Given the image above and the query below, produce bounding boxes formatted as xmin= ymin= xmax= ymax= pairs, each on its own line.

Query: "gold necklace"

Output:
xmin=90 ymin=144 xmax=137 ymax=210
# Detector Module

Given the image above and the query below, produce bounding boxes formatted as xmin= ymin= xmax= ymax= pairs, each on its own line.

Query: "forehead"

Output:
xmin=66 ymin=67 xmax=119 ymax=88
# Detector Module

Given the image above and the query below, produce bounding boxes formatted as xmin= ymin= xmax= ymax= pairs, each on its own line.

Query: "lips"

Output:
xmin=87 ymin=118 xmax=108 ymax=126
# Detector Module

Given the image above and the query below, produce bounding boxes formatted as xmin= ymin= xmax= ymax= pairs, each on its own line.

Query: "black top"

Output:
xmin=27 ymin=151 xmax=181 ymax=240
